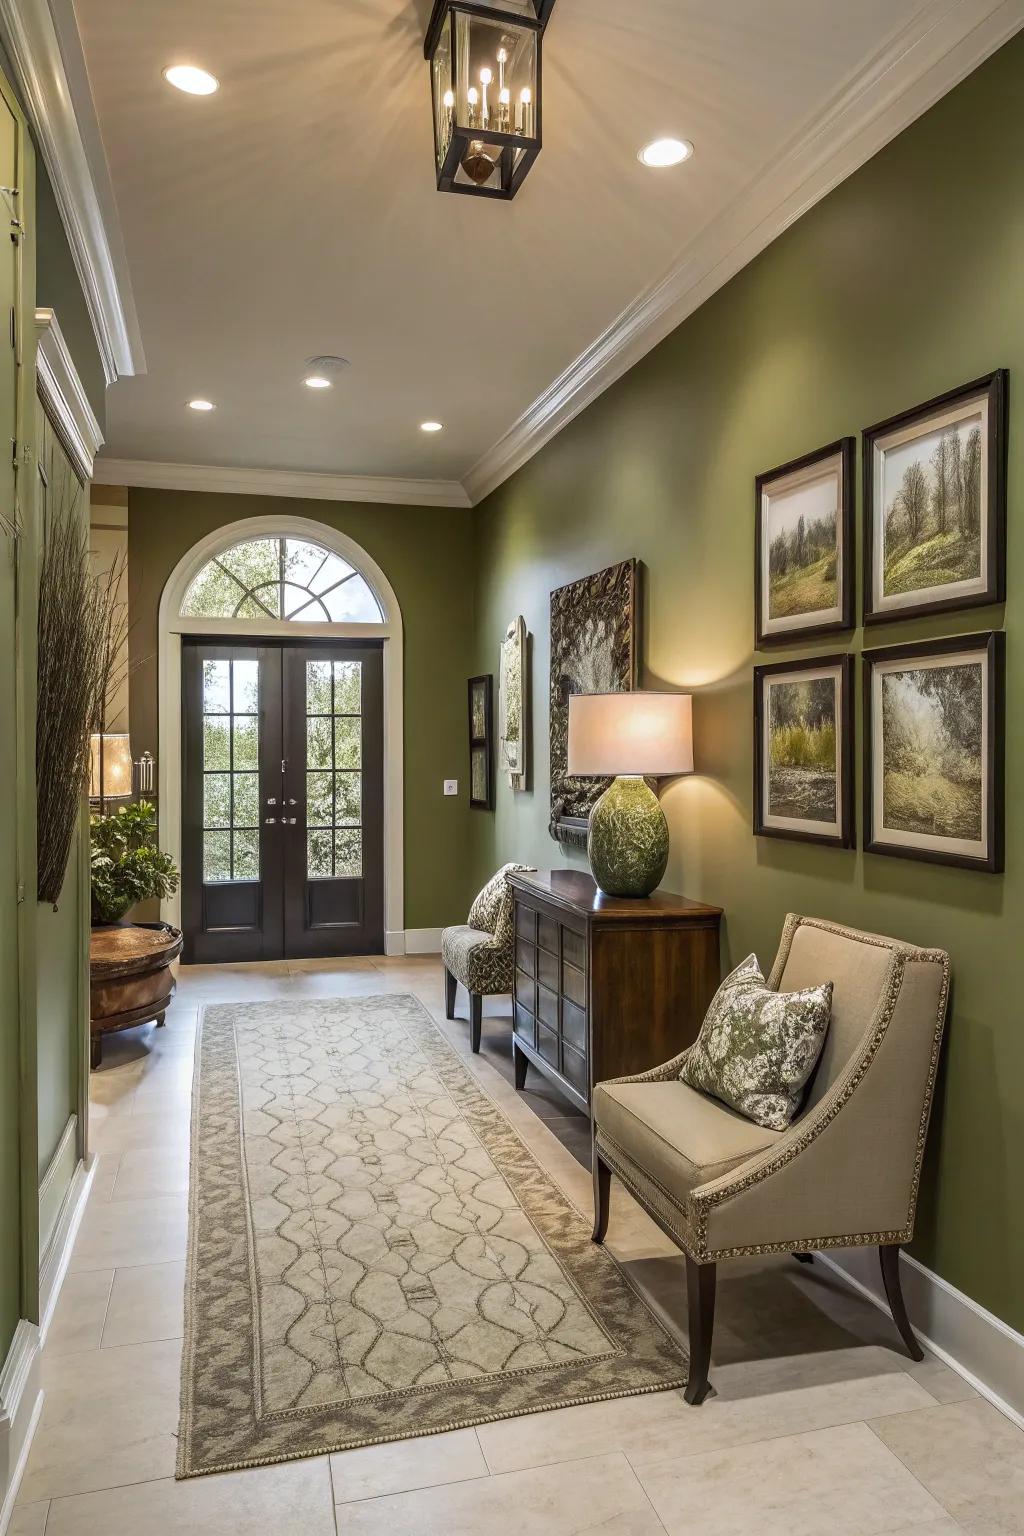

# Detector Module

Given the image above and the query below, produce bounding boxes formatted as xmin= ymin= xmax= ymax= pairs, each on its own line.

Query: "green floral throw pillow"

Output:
xmin=680 ymin=954 xmax=832 ymax=1131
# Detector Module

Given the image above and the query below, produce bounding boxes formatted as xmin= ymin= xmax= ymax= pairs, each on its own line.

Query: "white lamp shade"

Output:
xmin=567 ymin=692 xmax=693 ymax=777
xmin=90 ymin=733 xmax=133 ymax=801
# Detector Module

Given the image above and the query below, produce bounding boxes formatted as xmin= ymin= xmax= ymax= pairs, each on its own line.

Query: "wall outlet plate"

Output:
xmin=443 ymin=779 xmax=458 ymax=796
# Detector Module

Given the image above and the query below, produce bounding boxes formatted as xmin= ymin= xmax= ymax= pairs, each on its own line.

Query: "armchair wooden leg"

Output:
xmin=793 ymin=1251 xmax=814 ymax=1265
xmin=469 ymin=993 xmax=482 ymax=1054
xmin=879 ymin=1244 xmax=924 ymax=1362
xmin=444 ymin=966 xmax=457 ymax=1020
xmin=513 ymin=1039 xmax=529 ymax=1090
xmin=684 ymin=1257 xmax=716 ymax=1405
xmin=591 ymin=1151 xmax=611 ymax=1244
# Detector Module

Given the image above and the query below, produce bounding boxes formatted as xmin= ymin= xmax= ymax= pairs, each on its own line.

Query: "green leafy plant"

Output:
xmin=90 ymin=801 xmax=179 ymax=925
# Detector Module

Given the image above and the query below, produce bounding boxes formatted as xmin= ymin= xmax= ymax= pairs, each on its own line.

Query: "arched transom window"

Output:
xmin=180 ymin=536 xmax=384 ymax=623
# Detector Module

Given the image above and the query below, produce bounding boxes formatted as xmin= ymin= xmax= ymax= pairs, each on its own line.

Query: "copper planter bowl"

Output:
xmin=89 ymin=921 xmax=183 ymax=1068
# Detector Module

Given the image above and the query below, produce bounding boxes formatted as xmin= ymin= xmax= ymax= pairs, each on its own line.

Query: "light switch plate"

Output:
xmin=443 ymin=779 xmax=458 ymax=797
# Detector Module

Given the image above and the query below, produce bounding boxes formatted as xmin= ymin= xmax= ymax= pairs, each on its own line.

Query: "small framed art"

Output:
xmin=755 ymin=438 xmax=854 ymax=646
xmin=468 ymin=674 xmax=494 ymax=811
xmin=863 ymin=371 xmax=1007 ymax=623
xmin=754 ymin=654 xmax=854 ymax=847
xmin=864 ymin=632 xmax=1004 ymax=872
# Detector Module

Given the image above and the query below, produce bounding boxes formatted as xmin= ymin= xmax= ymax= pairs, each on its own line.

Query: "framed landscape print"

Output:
xmin=467 ymin=674 xmax=494 ymax=811
xmin=755 ymin=438 xmax=854 ymax=646
xmin=549 ymin=559 xmax=638 ymax=846
xmin=863 ymin=371 xmax=1007 ymax=623
xmin=864 ymin=632 xmax=1004 ymax=872
xmin=754 ymin=655 xmax=853 ymax=847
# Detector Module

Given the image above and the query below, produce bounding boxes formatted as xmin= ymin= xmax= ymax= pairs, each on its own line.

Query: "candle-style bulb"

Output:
xmin=443 ymin=89 xmax=454 ymax=109
xmin=498 ymin=85 xmax=510 ymax=131
xmin=479 ymin=67 xmax=492 ymax=85
xmin=467 ymin=84 xmax=479 ymax=127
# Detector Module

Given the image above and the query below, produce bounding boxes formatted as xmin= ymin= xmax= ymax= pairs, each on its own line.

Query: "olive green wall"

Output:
xmin=35 ymin=165 xmax=107 ymax=423
xmin=124 ymin=489 xmax=477 ymax=931
xmin=472 ymin=36 xmax=1023 ymax=1331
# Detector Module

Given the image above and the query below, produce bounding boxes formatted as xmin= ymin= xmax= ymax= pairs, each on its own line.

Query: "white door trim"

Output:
xmin=157 ymin=515 xmax=404 ymax=950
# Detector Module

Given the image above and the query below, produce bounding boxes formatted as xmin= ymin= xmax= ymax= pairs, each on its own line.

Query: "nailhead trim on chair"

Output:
xmin=595 ymin=915 xmax=951 ymax=1264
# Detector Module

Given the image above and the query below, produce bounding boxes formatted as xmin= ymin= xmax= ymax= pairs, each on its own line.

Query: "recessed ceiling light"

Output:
xmin=163 ymin=64 xmax=219 ymax=96
xmin=420 ymin=420 xmax=444 ymax=433
xmin=304 ymin=375 xmax=332 ymax=390
xmin=187 ymin=398 xmax=215 ymax=412
xmin=638 ymin=137 xmax=693 ymax=169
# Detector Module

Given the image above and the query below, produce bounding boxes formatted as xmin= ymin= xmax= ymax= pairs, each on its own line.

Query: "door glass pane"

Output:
xmin=305 ymin=658 xmax=363 ymax=879
xmin=202 ymin=656 xmax=261 ymax=882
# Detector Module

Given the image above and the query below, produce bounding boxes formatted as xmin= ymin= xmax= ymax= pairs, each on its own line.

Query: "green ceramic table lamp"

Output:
xmin=567 ymin=691 xmax=693 ymax=897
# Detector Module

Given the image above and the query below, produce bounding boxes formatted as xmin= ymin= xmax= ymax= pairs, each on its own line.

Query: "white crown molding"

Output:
xmin=464 ymin=0 xmax=1024 ymax=505
xmin=35 ymin=308 xmax=104 ymax=480
xmin=95 ymin=456 xmax=472 ymax=509
xmin=0 ymin=0 xmax=145 ymax=384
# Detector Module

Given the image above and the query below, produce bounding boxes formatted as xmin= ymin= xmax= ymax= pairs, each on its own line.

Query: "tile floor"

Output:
xmin=15 ymin=956 xmax=1023 ymax=1535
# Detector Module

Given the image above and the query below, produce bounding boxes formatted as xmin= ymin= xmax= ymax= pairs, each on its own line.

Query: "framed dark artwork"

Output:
xmin=467 ymin=674 xmax=494 ymax=811
xmin=755 ymin=438 xmax=855 ymax=646
xmin=863 ymin=631 xmax=1004 ymax=872
xmin=863 ymin=371 xmax=1007 ymax=623
xmin=549 ymin=559 xmax=638 ymax=846
xmin=754 ymin=655 xmax=854 ymax=847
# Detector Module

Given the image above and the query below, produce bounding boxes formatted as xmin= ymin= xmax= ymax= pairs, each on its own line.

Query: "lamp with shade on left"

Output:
xmin=90 ymin=733 xmax=133 ymax=813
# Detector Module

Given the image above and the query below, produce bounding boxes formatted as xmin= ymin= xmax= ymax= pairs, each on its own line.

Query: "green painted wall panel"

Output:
xmin=125 ymin=489 xmax=477 ymax=931
xmin=472 ymin=36 xmax=1024 ymax=1329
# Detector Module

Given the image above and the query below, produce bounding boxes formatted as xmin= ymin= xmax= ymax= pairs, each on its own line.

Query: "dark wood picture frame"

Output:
xmin=863 ymin=631 xmax=1004 ymax=873
xmin=754 ymin=438 xmax=855 ymax=647
xmin=753 ymin=653 xmax=854 ymax=848
xmin=468 ymin=674 xmax=494 ymax=811
xmin=863 ymin=371 xmax=1007 ymax=624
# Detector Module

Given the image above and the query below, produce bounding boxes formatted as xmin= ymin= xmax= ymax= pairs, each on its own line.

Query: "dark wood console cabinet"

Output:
xmin=509 ymin=869 xmax=722 ymax=1116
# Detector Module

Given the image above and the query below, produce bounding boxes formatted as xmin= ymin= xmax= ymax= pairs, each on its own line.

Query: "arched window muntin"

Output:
xmin=180 ymin=535 xmax=384 ymax=624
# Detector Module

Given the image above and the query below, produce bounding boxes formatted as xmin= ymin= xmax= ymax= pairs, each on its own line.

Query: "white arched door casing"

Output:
xmin=157 ymin=515 xmax=405 ymax=953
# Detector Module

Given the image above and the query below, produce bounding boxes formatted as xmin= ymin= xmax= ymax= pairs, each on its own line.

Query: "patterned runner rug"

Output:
xmin=178 ymin=994 xmax=688 ymax=1476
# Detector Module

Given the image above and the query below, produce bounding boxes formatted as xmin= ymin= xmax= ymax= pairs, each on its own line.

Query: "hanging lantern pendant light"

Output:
xmin=425 ymin=1 xmax=556 ymax=200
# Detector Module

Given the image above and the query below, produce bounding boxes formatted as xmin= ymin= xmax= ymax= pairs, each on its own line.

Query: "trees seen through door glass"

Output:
xmin=202 ymin=658 xmax=261 ymax=882
xmin=306 ymin=660 xmax=363 ymax=879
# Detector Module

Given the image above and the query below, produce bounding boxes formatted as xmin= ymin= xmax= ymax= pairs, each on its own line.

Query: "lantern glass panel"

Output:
xmin=453 ymin=10 xmax=537 ymax=141
xmin=431 ymin=11 xmax=454 ymax=168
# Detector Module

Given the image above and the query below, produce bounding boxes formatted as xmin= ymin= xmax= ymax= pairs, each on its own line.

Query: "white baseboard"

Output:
xmin=819 ymin=1248 xmax=1024 ymax=1430
xmin=39 ymin=1154 xmax=95 ymax=1344
xmin=384 ymin=930 xmax=406 ymax=956
xmin=38 ymin=1115 xmax=78 ymax=1261
xmin=403 ymin=928 xmax=444 ymax=955
xmin=0 ymin=1321 xmax=42 ymax=1536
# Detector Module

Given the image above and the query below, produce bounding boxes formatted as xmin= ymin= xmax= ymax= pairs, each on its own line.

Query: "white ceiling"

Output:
xmin=58 ymin=0 xmax=1014 ymax=490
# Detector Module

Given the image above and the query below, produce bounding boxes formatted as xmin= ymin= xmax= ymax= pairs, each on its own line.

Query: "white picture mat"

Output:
xmin=871 ymin=391 xmax=990 ymax=612
xmin=762 ymin=661 xmax=844 ymax=837
xmin=870 ymin=649 xmax=988 ymax=858
xmin=761 ymin=451 xmax=844 ymax=635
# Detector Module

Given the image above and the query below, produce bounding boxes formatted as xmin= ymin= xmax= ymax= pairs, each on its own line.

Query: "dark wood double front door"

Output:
xmin=182 ymin=639 xmax=384 ymax=963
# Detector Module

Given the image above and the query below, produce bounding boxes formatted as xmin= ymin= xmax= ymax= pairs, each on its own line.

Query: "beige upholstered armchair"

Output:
xmin=442 ymin=864 xmax=528 ymax=1053
xmin=592 ymin=914 xmax=950 ymax=1405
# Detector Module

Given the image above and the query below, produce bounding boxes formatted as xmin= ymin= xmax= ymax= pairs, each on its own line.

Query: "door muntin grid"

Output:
xmin=181 ymin=537 xmax=383 ymax=623
xmin=306 ymin=659 xmax=363 ymax=879
xmin=201 ymin=657 xmax=260 ymax=882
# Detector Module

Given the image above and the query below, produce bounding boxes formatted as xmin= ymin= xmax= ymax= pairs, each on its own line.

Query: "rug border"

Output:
xmin=177 ymin=994 xmax=688 ymax=1478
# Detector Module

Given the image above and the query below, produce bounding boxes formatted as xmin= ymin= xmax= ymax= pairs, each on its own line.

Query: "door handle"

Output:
xmin=286 ymin=798 xmax=297 ymax=806
xmin=281 ymin=816 xmax=298 ymax=825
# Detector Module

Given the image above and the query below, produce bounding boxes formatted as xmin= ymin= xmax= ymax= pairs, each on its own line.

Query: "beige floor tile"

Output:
xmin=335 ymin=1451 xmax=663 ymax=1535
xmin=110 ymin=1145 xmax=189 ymax=1202
xmin=43 ymin=1457 xmax=336 ymax=1536
xmin=330 ymin=1427 xmax=488 ymax=1502
xmin=84 ymin=1152 xmax=122 ymax=1202
xmin=869 ymin=1396 xmax=1024 ymax=1532
xmin=637 ymin=1420 xmax=946 ymax=1535
xmin=906 ymin=1354 xmax=980 ymax=1405
xmin=479 ymin=1361 xmax=932 ymax=1477
xmin=68 ymin=1195 xmax=187 ymax=1272
xmin=44 ymin=1269 xmax=113 ymax=1358
xmin=878 ymin=1521 xmax=963 ymax=1535
xmin=88 ymin=1110 xmax=190 ymax=1157
xmin=25 ymin=1338 xmax=181 ymax=1502
xmin=101 ymin=1260 xmax=185 ymax=1348
xmin=8 ymin=1500 xmax=49 ymax=1535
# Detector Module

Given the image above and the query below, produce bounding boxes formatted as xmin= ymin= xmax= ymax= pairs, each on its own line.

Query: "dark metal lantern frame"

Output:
xmin=425 ymin=1 xmax=556 ymax=200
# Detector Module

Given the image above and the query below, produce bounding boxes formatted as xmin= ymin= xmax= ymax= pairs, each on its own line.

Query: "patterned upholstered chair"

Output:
xmin=442 ymin=863 xmax=528 ymax=1054
xmin=591 ymin=914 xmax=950 ymax=1406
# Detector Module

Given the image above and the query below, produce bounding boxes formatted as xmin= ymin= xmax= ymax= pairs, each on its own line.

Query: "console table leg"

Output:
xmin=90 ymin=1035 xmax=102 ymax=1071
xmin=513 ymin=1040 xmax=529 ymax=1090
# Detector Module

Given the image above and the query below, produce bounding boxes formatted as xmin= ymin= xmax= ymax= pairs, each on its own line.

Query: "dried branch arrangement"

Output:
xmin=36 ymin=456 xmax=128 ymax=904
